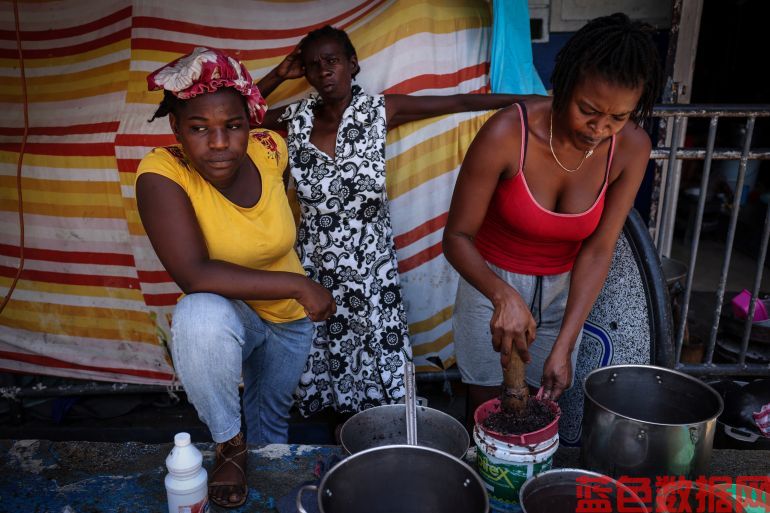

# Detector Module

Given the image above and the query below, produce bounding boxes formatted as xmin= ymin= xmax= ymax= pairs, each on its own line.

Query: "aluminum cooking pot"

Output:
xmin=710 ymin=379 xmax=770 ymax=447
xmin=519 ymin=468 xmax=646 ymax=513
xmin=581 ymin=365 xmax=723 ymax=480
xmin=339 ymin=404 xmax=469 ymax=458
xmin=296 ymin=445 xmax=489 ymax=513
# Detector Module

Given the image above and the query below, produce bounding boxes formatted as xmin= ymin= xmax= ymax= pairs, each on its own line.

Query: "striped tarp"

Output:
xmin=0 ymin=0 xmax=499 ymax=384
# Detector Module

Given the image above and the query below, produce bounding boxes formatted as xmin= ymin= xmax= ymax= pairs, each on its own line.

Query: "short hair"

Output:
xmin=300 ymin=25 xmax=361 ymax=78
xmin=148 ymin=88 xmax=248 ymax=123
xmin=550 ymin=12 xmax=662 ymax=124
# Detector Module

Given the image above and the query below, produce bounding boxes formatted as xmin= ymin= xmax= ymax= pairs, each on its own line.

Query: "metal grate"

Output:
xmin=651 ymin=104 xmax=770 ymax=377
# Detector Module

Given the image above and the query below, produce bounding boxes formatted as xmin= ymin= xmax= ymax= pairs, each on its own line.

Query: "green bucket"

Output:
xmin=474 ymin=425 xmax=559 ymax=512
xmin=715 ymin=483 xmax=770 ymax=513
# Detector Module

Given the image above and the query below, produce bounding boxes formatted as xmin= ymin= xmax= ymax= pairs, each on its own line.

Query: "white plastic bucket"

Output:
xmin=474 ymin=424 xmax=559 ymax=512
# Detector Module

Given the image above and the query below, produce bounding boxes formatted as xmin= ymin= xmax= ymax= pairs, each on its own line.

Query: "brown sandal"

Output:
xmin=209 ymin=432 xmax=248 ymax=508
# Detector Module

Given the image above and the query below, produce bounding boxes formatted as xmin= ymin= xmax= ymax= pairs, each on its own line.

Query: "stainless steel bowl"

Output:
xmin=339 ymin=403 xmax=469 ymax=458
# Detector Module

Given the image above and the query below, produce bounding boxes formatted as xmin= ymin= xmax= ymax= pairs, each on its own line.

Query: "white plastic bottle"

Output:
xmin=165 ymin=432 xmax=209 ymax=513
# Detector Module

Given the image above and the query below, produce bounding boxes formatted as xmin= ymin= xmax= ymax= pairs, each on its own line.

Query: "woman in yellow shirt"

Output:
xmin=136 ymin=47 xmax=335 ymax=509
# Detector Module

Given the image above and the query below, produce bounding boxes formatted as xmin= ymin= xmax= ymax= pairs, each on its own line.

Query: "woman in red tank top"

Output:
xmin=444 ymin=13 xmax=662 ymax=417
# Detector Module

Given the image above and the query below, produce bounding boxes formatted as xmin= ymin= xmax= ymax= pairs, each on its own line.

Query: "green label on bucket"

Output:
xmin=477 ymin=450 xmax=553 ymax=505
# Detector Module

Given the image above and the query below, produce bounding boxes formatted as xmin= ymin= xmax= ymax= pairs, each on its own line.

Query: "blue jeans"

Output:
xmin=170 ymin=293 xmax=312 ymax=445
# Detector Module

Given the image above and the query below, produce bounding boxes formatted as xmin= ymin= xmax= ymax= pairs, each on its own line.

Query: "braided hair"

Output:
xmin=300 ymin=25 xmax=361 ymax=78
xmin=550 ymin=12 xmax=662 ymax=124
xmin=149 ymin=90 xmax=184 ymax=122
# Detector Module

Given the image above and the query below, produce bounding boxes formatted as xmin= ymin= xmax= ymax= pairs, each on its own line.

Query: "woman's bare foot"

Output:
xmin=208 ymin=432 xmax=248 ymax=508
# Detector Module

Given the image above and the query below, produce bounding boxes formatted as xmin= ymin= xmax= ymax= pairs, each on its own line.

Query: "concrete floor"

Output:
xmin=3 ymin=439 xmax=767 ymax=513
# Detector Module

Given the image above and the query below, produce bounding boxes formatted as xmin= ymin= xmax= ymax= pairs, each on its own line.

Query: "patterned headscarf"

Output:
xmin=146 ymin=47 xmax=267 ymax=126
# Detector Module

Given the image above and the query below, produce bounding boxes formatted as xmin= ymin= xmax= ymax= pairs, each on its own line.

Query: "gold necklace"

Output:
xmin=549 ymin=111 xmax=593 ymax=173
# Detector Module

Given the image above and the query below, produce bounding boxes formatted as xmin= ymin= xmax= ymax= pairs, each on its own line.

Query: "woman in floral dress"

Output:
xmin=258 ymin=26 xmax=520 ymax=416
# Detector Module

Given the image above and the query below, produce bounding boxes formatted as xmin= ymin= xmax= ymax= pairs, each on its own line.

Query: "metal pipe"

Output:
xmin=404 ymin=360 xmax=418 ymax=445
xmin=415 ymin=368 xmax=461 ymax=382
xmin=676 ymin=363 xmax=770 ymax=376
xmin=2 ymin=382 xmax=183 ymax=399
xmin=705 ymin=117 xmax=756 ymax=363
xmin=650 ymin=149 xmax=770 ymax=160
xmin=653 ymin=104 xmax=770 ymax=117
xmin=650 ymin=116 xmax=672 ymax=244
xmin=675 ymin=117 xmax=718 ymax=363
xmin=739 ymin=194 xmax=770 ymax=365
xmin=1 ymin=371 xmax=462 ymax=399
xmin=658 ymin=116 xmax=684 ymax=256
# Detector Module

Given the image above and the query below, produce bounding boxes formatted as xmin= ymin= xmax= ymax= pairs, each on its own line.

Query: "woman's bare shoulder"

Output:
xmin=477 ymin=96 xmax=550 ymax=150
xmin=465 ymin=99 xmax=545 ymax=178
xmin=607 ymin=121 xmax=653 ymax=184
xmin=616 ymin=121 xmax=652 ymax=157
xmin=478 ymin=97 xmax=536 ymax=142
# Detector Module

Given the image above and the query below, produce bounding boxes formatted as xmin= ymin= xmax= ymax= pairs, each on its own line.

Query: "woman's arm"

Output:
xmin=136 ymin=173 xmax=335 ymax=321
xmin=540 ymin=124 xmax=652 ymax=400
xmin=385 ymin=93 xmax=535 ymax=129
xmin=255 ymin=45 xmax=304 ymax=131
xmin=443 ymin=106 xmax=537 ymax=370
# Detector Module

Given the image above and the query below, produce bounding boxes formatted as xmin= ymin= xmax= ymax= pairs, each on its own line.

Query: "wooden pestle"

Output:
xmin=501 ymin=349 xmax=529 ymax=413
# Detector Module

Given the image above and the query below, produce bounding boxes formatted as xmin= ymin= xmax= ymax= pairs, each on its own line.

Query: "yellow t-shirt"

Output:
xmin=136 ymin=129 xmax=306 ymax=323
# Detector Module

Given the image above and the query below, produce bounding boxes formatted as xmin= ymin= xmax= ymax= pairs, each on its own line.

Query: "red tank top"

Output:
xmin=474 ymin=102 xmax=615 ymax=275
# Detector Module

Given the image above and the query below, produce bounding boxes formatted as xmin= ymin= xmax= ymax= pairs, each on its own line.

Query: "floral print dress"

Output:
xmin=279 ymin=86 xmax=411 ymax=416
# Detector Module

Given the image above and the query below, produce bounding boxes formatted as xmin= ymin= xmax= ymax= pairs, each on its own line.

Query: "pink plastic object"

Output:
xmin=731 ymin=289 xmax=769 ymax=322
xmin=474 ymin=398 xmax=560 ymax=445
xmin=753 ymin=403 xmax=770 ymax=438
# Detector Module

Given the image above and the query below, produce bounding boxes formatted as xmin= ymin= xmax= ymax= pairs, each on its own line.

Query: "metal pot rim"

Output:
xmin=339 ymin=403 xmax=470 ymax=456
xmin=314 ymin=444 xmax=489 ymax=513
xmin=520 ymin=468 xmax=647 ymax=511
xmin=582 ymin=364 xmax=724 ymax=426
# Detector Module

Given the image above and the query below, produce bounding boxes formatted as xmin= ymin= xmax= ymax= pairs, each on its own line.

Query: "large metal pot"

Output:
xmin=581 ymin=365 xmax=723 ymax=479
xmin=339 ymin=404 xmax=469 ymax=458
xmin=710 ymin=378 xmax=770 ymax=448
xmin=519 ymin=468 xmax=646 ymax=513
xmin=296 ymin=445 xmax=489 ymax=513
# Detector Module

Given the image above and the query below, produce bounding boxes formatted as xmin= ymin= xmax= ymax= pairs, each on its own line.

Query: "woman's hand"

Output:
xmin=296 ymin=278 xmax=336 ymax=321
xmin=540 ymin=347 xmax=573 ymax=401
xmin=490 ymin=288 xmax=537 ymax=369
xmin=255 ymin=44 xmax=304 ymax=106
xmin=275 ymin=44 xmax=304 ymax=80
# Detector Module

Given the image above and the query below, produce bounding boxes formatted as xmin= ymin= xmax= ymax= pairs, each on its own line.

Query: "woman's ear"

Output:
xmin=351 ymin=55 xmax=360 ymax=78
xmin=169 ymin=113 xmax=180 ymax=140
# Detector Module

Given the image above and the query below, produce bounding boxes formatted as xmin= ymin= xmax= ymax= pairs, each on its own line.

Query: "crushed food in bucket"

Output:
xmin=483 ymin=398 xmax=556 ymax=435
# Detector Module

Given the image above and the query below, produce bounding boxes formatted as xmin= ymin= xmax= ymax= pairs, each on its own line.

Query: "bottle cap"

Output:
xmin=174 ymin=432 xmax=191 ymax=447
xmin=167 ymin=432 xmax=202 ymax=474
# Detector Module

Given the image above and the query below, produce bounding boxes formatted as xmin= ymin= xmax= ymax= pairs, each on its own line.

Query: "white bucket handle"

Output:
xmin=296 ymin=484 xmax=318 ymax=513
